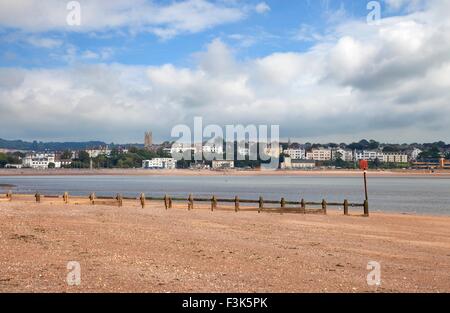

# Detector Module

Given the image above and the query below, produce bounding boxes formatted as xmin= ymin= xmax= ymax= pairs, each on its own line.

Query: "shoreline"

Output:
xmin=0 ymin=194 xmax=449 ymax=218
xmin=1 ymin=168 xmax=450 ymax=177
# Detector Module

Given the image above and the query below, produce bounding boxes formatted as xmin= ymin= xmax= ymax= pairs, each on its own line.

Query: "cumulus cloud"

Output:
xmin=0 ymin=0 xmax=245 ymax=39
xmin=1 ymin=0 xmax=450 ymax=142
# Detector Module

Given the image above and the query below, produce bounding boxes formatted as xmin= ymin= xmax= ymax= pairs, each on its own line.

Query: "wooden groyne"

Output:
xmin=0 ymin=191 xmax=369 ymax=216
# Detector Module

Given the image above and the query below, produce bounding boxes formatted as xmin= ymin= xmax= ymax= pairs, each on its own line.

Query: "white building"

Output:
xmin=332 ymin=148 xmax=353 ymax=162
xmin=202 ymin=143 xmax=223 ymax=154
xmin=382 ymin=152 xmax=409 ymax=163
xmin=54 ymin=158 xmax=72 ymax=168
xmin=354 ymin=150 xmax=384 ymax=161
xmin=283 ymin=149 xmax=306 ymax=160
xmin=408 ymin=148 xmax=422 ymax=161
xmin=22 ymin=153 xmax=59 ymax=169
xmin=306 ymin=148 xmax=332 ymax=161
xmin=237 ymin=147 xmax=250 ymax=157
xmin=164 ymin=143 xmax=197 ymax=156
xmin=86 ymin=148 xmax=111 ymax=158
xmin=142 ymin=158 xmax=177 ymax=169
xmin=263 ymin=144 xmax=281 ymax=158
xmin=282 ymin=157 xmax=315 ymax=169
xmin=212 ymin=160 xmax=234 ymax=169
xmin=5 ymin=164 xmax=22 ymax=169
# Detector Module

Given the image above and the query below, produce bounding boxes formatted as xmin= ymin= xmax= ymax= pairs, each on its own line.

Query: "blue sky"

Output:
xmin=1 ymin=0 xmax=449 ymax=143
xmin=1 ymin=1 xmax=397 ymax=68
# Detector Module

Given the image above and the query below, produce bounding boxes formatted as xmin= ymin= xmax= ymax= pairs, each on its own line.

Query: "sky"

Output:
xmin=0 ymin=0 xmax=449 ymax=144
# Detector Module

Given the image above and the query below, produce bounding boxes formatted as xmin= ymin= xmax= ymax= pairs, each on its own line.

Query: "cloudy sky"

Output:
xmin=0 ymin=0 xmax=449 ymax=143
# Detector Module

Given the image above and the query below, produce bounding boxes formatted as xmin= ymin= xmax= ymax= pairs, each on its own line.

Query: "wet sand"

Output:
xmin=0 ymin=199 xmax=449 ymax=292
xmin=1 ymin=168 xmax=449 ymax=177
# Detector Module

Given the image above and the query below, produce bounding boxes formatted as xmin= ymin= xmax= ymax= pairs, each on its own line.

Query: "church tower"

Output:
xmin=144 ymin=131 xmax=153 ymax=149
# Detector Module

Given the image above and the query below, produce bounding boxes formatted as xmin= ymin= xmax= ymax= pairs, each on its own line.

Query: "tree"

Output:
xmin=61 ymin=150 xmax=73 ymax=160
xmin=48 ymin=162 xmax=56 ymax=169
xmin=368 ymin=140 xmax=380 ymax=150
xmin=128 ymin=146 xmax=139 ymax=154
xmin=383 ymin=146 xmax=398 ymax=152
xmin=0 ymin=153 xmax=7 ymax=168
xmin=333 ymin=157 xmax=347 ymax=168
xmin=373 ymin=157 xmax=381 ymax=168
xmin=78 ymin=151 xmax=90 ymax=163
xmin=418 ymin=147 xmax=441 ymax=160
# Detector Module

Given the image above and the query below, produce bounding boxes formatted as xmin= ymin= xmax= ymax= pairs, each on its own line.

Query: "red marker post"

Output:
xmin=359 ymin=160 xmax=369 ymax=216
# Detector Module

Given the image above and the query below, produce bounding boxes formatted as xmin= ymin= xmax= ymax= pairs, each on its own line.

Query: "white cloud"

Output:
xmin=385 ymin=0 xmax=427 ymax=11
xmin=25 ymin=36 xmax=63 ymax=48
xmin=0 ymin=0 xmax=245 ymax=39
xmin=255 ymin=2 xmax=270 ymax=14
xmin=80 ymin=48 xmax=114 ymax=61
xmin=293 ymin=24 xmax=327 ymax=42
xmin=1 ymin=1 xmax=450 ymax=142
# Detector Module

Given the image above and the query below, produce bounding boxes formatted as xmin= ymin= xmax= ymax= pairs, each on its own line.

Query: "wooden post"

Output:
xmin=343 ymin=199 xmax=349 ymax=216
xmin=140 ymin=193 xmax=145 ymax=209
xmin=168 ymin=197 xmax=173 ymax=209
xmin=280 ymin=197 xmax=286 ymax=209
xmin=301 ymin=198 xmax=306 ymax=214
xmin=322 ymin=199 xmax=327 ymax=215
xmin=363 ymin=170 xmax=369 ymax=217
xmin=364 ymin=200 xmax=369 ymax=217
xmin=116 ymin=194 xmax=123 ymax=207
xmin=164 ymin=194 xmax=169 ymax=210
xmin=211 ymin=195 xmax=217 ymax=211
xmin=258 ymin=196 xmax=263 ymax=213
xmin=235 ymin=196 xmax=240 ymax=212
xmin=188 ymin=194 xmax=193 ymax=210
xmin=63 ymin=192 xmax=69 ymax=204
xmin=35 ymin=192 xmax=41 ymax=203
xmin=89 ymin=192 xmax=95 ymax=205
xmin=364 ymin=170 xmax=369 ymax=203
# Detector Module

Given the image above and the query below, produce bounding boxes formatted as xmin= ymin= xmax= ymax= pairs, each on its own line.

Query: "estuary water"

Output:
xmin=1 ymin=175 xmax=449 ymax=215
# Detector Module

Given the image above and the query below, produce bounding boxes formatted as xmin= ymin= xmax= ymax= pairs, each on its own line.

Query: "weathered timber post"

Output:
xmin=235 ymin=196 xmax=240 ymax=212
xmin=89 ymin=192 xmax=95 ymax=205
xmin=364 ymin=170 xmax=369 ymax=203
xmin=35 ymin=192 xmax=41 ymax=203
xmin=6 ymin=190 xmax=12 ymax=200
xmin=258 ymin=196 xmax=263 ymax=213
xmin=164 ymin=194 xmax=169 ymax=210
xmin=168 ymin=197 xmax=173 ymax=209
xmin=281 ymin=197 xmax=286 ymax=210
xmin=63 ymin=192 xmax=69 ymax=204
xmin=364 ymin=200 xmax=369 ymax=217
xmin=343 ymin=199 xmax=349 ymax=216
xmin=140 ymin=193 xmax=145 ymax=209
xmin=322 ymin=199 xmax=327 ymax=215
xmin=301 ymin=198 xmax=306 ymax=214
xmin=188 ymin=194 xmax=194 ymax=210
xmin=116 ymin=194 xmax=123 ymax=207
xmin=211 ymin=195 xmax=217 ymax=211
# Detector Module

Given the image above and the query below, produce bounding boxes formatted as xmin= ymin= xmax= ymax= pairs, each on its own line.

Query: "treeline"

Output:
xmin=0 ymin=152 xmax=24 ymax=168
xmin=0 ymin=138 xmax=107 ymax=151
xmin=67 ymin=147 xmax=170 ymax=169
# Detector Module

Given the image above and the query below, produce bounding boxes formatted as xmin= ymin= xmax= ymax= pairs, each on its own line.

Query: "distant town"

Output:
xmin=1 ymin=133 xmax=450 ymax=171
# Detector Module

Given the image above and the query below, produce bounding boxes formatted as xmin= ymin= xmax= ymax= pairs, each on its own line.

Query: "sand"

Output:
xmin=0 ymin=199 xmax=449 ymax=293
xmin=1 ymin=168 xmax=450 ymax=177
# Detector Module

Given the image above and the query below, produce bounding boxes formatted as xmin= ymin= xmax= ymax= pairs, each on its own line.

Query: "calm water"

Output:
xmin=1 ymin=175 xmax=449 ymax=215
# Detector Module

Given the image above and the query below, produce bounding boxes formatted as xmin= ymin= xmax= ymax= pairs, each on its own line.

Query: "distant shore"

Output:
xmin=1 ymin=168 xmax=450 ymax=177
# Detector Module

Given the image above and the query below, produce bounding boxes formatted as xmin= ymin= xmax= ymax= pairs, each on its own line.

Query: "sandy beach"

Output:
xmin=1 ymin=168 xmax=450 ymax=177
xmin=1 ymin=199 xmax=449 ymax=293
